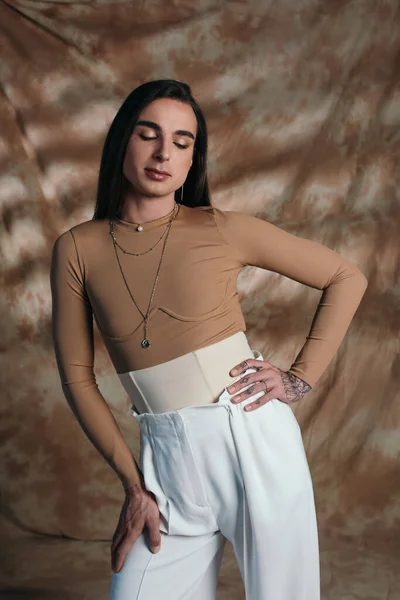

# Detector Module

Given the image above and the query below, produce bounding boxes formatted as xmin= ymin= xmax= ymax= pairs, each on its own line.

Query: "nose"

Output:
xmin=154 ymin=138 xmax=171 ymax=161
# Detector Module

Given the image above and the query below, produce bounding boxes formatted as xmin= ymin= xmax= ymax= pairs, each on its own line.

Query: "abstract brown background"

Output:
xmin=1 ymin=1 xmax=399 ymax=598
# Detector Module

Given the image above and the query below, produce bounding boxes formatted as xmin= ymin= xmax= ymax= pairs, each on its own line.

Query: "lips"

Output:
xmin=146 ymin=168 xmax=170 ymax=176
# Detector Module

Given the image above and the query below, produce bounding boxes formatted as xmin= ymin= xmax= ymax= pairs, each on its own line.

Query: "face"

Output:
xmin=122 ymin=97 xmax=197 ymax=201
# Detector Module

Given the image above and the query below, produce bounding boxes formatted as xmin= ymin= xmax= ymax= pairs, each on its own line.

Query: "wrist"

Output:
xmin=124 ymin=481 xmax=143 ymax=495
xmin=121 ymin=458 xmax=145 ymax=492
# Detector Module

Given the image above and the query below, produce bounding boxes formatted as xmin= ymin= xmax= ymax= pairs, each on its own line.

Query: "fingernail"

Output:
xmin=152 ymin=545 xmax=161 ymax=553
xmin=231 ymin=369 xmax=238 ymax=375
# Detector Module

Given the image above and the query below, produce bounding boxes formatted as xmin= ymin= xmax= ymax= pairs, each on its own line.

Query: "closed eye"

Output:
xmin=139 ymin=134 xmax=188 ymax=150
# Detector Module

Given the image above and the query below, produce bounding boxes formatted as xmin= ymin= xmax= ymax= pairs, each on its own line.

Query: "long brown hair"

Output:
xmin=92 ymin=79 xmax=212 ymax=220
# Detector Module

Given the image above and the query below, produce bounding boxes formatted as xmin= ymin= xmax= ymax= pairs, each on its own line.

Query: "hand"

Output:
xmin=111 ymin=482 xmax=162 ymax=573
xmin=226 ymin=358 xmax=312 ymax=411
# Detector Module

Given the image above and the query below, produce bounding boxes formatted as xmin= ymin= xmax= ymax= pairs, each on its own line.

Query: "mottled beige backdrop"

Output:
xmin=1 ymin=1 xmax=399 ymax=598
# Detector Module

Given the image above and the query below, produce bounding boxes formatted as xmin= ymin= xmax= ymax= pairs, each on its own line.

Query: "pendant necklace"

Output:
xmin=108 ymin=199 xmax=180 ymax=349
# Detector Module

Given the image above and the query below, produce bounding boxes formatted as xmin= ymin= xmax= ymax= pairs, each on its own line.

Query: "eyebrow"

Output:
xmin=135 ymin=120 xmax=195 ymax=141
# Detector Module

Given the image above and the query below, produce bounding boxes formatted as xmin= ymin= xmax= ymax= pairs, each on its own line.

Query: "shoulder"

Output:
xmin=194 ymin=205 xmax=269 ymax=235
xmin=51 ymin=219 xmax=108 ymax=272
xmin=192 ymin=205 xmax=250 ymax=226
xmin=52 ymin=218 xmax=108 ymax=250
xmin=69 ymin=217 xmax=108 ymax=239
xmin=194 ymin=205 xmax=260 ymax=222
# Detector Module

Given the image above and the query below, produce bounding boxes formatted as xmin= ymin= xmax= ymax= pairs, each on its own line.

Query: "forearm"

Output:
xmin=288 ymin=268 xmax=368 ymax=387
xmin=62 ymin=380 xmax=142 ymax=490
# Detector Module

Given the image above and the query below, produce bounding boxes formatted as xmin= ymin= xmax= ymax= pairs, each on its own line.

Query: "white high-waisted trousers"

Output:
xmin=109 ymin=331 xmax=320 ymax=600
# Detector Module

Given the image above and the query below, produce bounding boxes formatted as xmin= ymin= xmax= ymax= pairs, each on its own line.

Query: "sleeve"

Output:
xmin=50 ymin=229 xmax=141 ymax=490
xmin=213 ymin=208 xmax=368 ymax=387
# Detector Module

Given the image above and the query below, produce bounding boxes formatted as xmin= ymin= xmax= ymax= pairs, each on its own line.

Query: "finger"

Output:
xmin=230 ymin=376 xmax=278 ymax=403
xmin=229 ymin=357 xmax=258 ymax=376
xmin=111 ymin=515 xmax=127 ymax=552
xmin=111 ymin=531 xmax=126 ymax=572
xmin=226 ymin=370 xmax=258 ymax=394
xmin=230 ymin=357 xmax=267 ymax=376
xmin=146 ymin=520 xmax=162 ymax=552
xmin=230 ymin=381 xmax=266 ymax=404
xmin=227 ymin=371 xmax=275 ymax=395
xmin=112 ymin=529 xmax=141 ymax=573
xmin=243 ymin=395 xmax=274 ymax=411
xmin=243 ymin=386 xmax=284 ymax=411
xmin=111 ymin=536 xmax=123 ymax=565
xmin=229 ymin=358 xmax=276 ymax=378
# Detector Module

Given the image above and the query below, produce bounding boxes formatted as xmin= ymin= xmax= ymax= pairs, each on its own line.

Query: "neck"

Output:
xmin=118 ymin=194 xmax=176 ymax=225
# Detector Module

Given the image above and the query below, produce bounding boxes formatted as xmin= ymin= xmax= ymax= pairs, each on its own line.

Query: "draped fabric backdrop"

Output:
xmin=1 ymin=1 xmax=399 ymax=598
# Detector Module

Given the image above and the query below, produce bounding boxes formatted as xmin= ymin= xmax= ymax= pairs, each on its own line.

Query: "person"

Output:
xmin=50 ymin=79 xmax=368 ymax=600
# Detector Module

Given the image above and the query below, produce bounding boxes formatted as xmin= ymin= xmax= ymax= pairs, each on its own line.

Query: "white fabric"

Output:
xmin=109 ymin=352 xmax=320 ymax=599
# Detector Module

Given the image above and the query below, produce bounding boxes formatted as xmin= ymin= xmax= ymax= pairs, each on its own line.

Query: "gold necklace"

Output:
xmin=108 ymin=201 xmax=180 ymax=348
xmin=115 ymin=203 xmax=177 ymax=233
xmin=110 ymin=205 xmax=177 ymax=257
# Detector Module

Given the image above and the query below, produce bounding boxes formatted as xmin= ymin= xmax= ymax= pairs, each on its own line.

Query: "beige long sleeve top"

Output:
xmin=50 ymin=202 xmax=368 ymax=487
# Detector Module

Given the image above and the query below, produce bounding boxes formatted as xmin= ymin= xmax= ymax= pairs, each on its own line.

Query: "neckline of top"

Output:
xmin=112 ymin=203 xmax=185 ymax=232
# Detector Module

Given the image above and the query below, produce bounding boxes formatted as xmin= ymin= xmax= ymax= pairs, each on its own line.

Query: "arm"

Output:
xmin=214 ymin=208 xmax=368 ymax=388
xmin=50 ymin=229 xmax=142 ymax=491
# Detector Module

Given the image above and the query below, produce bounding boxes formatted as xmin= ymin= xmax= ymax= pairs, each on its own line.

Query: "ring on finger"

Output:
xmin=233 ymin=379 xmax=267 ymax=403
xmin=243 ymin=381 xmax=269 ymax=411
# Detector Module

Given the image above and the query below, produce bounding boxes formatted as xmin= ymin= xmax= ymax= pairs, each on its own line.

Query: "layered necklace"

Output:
xmin=108 ymin=198 xmax=181 ymax=349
